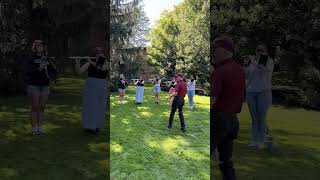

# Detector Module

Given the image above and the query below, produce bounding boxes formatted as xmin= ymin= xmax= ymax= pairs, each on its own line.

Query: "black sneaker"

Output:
xmin=181 ymin=128 xmax=186 ymax=133
xmin=167 ymin=124 xmax=172 ymax=129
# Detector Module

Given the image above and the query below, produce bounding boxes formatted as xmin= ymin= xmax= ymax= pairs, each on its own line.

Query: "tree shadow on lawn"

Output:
xmin=110 ymin=93 xmax=210 ymax=179
xmin=0 ymin=93 xmax=109 ymax=180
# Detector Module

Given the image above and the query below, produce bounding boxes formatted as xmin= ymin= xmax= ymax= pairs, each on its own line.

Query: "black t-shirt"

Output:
xmin=26 ymin=54 xmax=55 ymax=86
xmin=88 ymin=64 xmax=108 ymax=79
xmin=153 ymin=79 xmax=160 ymax=85
xmin=137 ymin=79 xmax=144 ymax=86
xmin=118 ymin=79 xmax=127 ymax=89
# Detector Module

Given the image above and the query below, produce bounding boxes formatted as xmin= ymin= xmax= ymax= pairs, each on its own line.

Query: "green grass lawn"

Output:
xmin=0 ymin=77 xmax=108 ymax=180
xmin=212 ymin=104 xmax=320 ymax=180
xmin=110 ymin=85 xmax=210 ymax=179
xmin=1 ymin=77 xmax=319 ymax=180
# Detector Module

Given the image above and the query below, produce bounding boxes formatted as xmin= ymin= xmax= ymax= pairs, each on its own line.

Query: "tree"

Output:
xmin=110 ymin=0 xmax=150 ymax=90
xmin=148 ymin=10 xmax=182 ymax=78
xmin=210 ymin=0 xmax=320 ymax=108
xmin=148 ymin=0 xmax=210 ymax=87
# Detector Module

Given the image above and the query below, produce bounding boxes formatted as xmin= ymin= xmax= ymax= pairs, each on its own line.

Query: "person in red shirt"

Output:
xmin=167 ymin=73 xmax=187 ymax=132
xmin=211 ymin=36 xmax=245 ymax=180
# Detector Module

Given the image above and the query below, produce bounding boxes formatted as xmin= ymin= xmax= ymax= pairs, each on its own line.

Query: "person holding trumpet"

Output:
xmin=74 ymin=47 xmax=109 ymax=135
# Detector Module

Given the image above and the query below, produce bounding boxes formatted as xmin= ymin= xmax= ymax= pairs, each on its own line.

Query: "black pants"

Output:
xmin=211 ymin=110 xmax=239 ymax=180
xmin=168 ymin=96 xmax=185 ymax=129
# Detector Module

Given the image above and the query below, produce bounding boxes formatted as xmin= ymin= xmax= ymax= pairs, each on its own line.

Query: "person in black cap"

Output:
xmin=167 ymin=73 xmax=187 ymax=133
xmin=211 ymin=36 xmax=245 ymax=180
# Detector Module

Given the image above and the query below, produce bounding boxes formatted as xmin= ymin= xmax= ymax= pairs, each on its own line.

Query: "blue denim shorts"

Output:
xmin=153 ymin=85 xmax=161 ymax=93
xmin=28 ymin=85 xmax=50 ymax=96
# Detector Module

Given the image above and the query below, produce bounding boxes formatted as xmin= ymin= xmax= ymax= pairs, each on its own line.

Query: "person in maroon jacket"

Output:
xmin=211 ymin=36 xmax=245 ymax=180
xmin=167 ymin=73 xmax=187 ymax=133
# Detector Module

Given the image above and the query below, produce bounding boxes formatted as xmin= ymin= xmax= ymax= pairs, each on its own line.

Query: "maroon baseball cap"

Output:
xmin=212 ymin=36 xmax=234 ymax=53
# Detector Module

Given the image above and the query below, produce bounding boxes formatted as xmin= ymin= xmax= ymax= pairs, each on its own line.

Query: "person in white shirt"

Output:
xmin=256 ymin=44 xmax=274 ymax=135
xmin=187 ymin=76 xmax=196 ymax=110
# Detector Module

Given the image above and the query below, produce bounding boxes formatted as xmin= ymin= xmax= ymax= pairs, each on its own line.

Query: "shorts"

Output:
xmin=153 ymin=85 xmax=161 ymax=93
xmin=118 ymin=88 xmax=126 ymax=93
xmin=28 ymin=85 xmax=50 ymax=96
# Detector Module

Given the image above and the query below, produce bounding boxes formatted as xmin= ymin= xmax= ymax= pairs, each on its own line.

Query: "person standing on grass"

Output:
xmin=118 ymin=74 xmax=128 ymax=104
xmin=26 ymin=40 xmax=56 ymax=136
xmin=75 ymin=47 xmax=109 ymax=135
xmin=211 ymin=36 xmax=245 ymax=180
xmin=135 ymin=76 xmax=145 ymax=104
xmin=168 ymin=77 xmax=177 ymax=107
xmin=187 ymin=76 xmax=196 ymax=110
xmin=167 ymin=73 xmax=187 ymax=133
xmin=255 ymin=44 xmax=274 ymax=136
xmin=153 ymin=77 xmax=161 ymax=104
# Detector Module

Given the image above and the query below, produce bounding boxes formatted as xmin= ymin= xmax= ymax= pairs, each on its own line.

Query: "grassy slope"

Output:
xmin=0 ymin=77 xmax=108 ymax=180
xmin=111 ymin=85 xmax=210 ymax=180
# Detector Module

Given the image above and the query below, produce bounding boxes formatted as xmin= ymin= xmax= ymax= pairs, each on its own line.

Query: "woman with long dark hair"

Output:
xmin=75 ymin=47 xmax=109 ymax=134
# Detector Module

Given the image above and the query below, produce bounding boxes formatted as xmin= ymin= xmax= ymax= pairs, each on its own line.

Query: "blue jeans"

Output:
xmin=246 ymin=92 xmax=267 ymax=145
xmin=187 ymin=90 xmax=195 ymax=108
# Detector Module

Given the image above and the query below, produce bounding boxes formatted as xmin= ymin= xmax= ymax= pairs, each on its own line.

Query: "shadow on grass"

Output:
xmin=0 ymin=77 xmax=109 ymax=180
xmin=212 ymin=120 xmax=320 ymax=180
xmin=110 ymin=86 xmax=210 ymax=179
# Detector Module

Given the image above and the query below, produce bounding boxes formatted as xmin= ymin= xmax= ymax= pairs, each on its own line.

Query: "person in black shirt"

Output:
xmin=135 ymin=76 xmax=145 ymax=104
xmin=75 ymin=47 xmax=109 ymax=134
xmin=118 ymin=74 xmax=128 ymax=104
xmin=26 ymin=40 xmax=56 ymax=135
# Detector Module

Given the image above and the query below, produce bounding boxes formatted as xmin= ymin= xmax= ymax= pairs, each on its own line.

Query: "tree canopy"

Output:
xmin=148 ymin=0 xmax=210 ymax=87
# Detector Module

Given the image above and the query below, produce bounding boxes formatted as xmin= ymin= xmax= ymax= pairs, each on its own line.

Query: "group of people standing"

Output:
xmin=116 ymin=73 xmax=197 ymax=133
xmin=118 ymin=75 xmax=196 ymax=110
xmin=26 ymin=40 xmax=109 ymax=135
xmin=210 ymin=36 xmax=274 ymax=180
